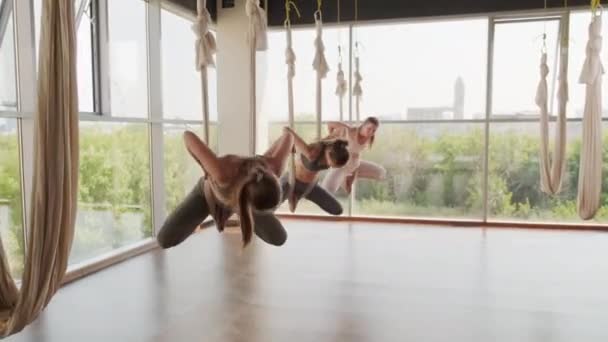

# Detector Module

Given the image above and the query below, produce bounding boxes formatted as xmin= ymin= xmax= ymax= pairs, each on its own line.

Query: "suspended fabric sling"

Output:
xmin=577 ymin=10 xmax=604 ymax=220
xmin=285 ymin=2 xmax=298 ymax=211
xmin=353 ymin=54 xmax=363 ymax=122
xmin=193 ymin=0 xmax=217 ymax=143
xmin=313 ymin=12 xmax=329 ymax=140
xmin=335 ymin=53 xmax=347 ymax=121
xmin=246 ymin=0 xmax=268 ymax=154
xmin=335 ymin=0 xmax=347 ymax=122
xmin=0 ymin=0 xmax=79 ymax=336
xmin=537 ymin=29 xmax=568 ymax=195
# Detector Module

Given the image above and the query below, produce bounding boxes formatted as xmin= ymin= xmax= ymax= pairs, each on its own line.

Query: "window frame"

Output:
xmin=1 ymin=0 xmax=215 ymax=280
xmin=264 ymin=6 xmax=608 ymax=226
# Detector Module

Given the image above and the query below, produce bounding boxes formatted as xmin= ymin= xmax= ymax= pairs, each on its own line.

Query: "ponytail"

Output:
xmin=238 ymin=183 xmax=254 ymax=247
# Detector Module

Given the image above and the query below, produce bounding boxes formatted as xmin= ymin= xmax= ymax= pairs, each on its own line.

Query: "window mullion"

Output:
xmin=483 ymin=17 xmax=495 ymax=223
xmin=96 ymin=0 xmax=111 ymax=115
xmin=146 ymin=0 xmax=165 ymax=237
xmin=13 ymin=0 xmax=36 ymax=259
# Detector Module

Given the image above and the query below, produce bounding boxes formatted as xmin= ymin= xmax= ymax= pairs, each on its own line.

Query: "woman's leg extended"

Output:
xmin=253 ymin=213 xmax=288 ymax=246
xmin=157 ymin=180 xmax=210 ymax=249
xmin=305 ymin=184 xmax=344 ymax=215
xmin=356 ymin=160 xmax=387 ymax=180
xmin=321 ymin=167 xmax=348 ymax=194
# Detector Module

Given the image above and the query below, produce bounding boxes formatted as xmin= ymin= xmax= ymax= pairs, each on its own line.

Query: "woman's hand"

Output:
xmin=283 ymin=126 xmax=295 ymax=135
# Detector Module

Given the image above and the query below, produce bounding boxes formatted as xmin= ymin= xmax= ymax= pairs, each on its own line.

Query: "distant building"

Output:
xmin=406 ymin=106 xmax=453 ymax=120
xmin=453 ymin=76 xmax=465 ymax=120
xmin=405 ymin=76 xmax=466 ymax=120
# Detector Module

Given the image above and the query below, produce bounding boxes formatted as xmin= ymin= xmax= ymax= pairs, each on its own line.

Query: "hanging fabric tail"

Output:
xmin=246 ymin=0 xmax=268 ymax=154
xmin=552 ymin=27 xmax=570 ymax=194
xmin=353 ymin=55 xmax=363 ymax=122
xmin=538 ymin=48 xmax=569 ymax=196
xmin=577 ymin=10 xmax=604 ymax=220
xmin=0 ymin=0 xmax=79 ymax=336
xmin=285 ymin=16 xmax=297 ymax=212
xmin=193 ymin=0 xmax=217 ymax=143
xmin=246 ymin=0 xmax=268 ymax=51
xmin=313 ymin=14 xmax=329 ymax=140
xmin=335 ymin=60 xmax=347 ymax=121
xmin=537 ymin=52 xmax=551 ymax=191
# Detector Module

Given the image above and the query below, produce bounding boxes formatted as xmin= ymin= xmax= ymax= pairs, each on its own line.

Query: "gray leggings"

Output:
xmin=157 ymin=181 xmax=288 ymax=248
xmin=281 ymin=175 xmax=343 ymax=216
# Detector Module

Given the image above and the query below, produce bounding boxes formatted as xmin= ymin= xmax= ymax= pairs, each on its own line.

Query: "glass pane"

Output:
xmin=33 ymin=0 xmax=95 ymax=112
xmin=164 ymin=122 xmax=218 ymax=217
xmin=569 ymin=11 xmax=608 ymax=118
xmin=0 ymin=118 xmax=24 ymax=278
xmin=73 ymin=122 xmax=152 ymax=265
xmin=163 ymin=124 xmax=204 ymax=215
xmin=0 ymin=12 xmax=17 ymax=110
xmin=355 ymin=19 xmax=488 ymax=121
xmin=352 ymin=122 xmax=484 ymax=218
xmin=108 ymin=0 xmax=148 ymax=118
xmin=161 ymin=10 xmax=217 ymax=121
xmin=76 ymin=9 xmax=95 ymax=112
xmin=492 ymin=20 xmax=559 ymax=118
xmin=488 ymin=121 xmax=608 ymax=223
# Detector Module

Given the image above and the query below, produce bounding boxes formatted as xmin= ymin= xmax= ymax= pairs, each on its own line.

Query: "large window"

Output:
xmin=258 ymin=13 xmax=608 ymax=225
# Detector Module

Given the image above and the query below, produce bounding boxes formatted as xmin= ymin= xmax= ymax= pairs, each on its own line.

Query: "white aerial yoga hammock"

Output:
xmin=577 ymin=6 xmax=604 ymax=220
xmin=353 ymin=48 xmax=363 ymax=122
xmin=193 ymin=0 xmax=217 ymax=143
xmin=285 ymin=0 xmax=298 ymax=212
xmin=246 ymin=0 xmax=268 ymax=154
xmin=313 ymin=4 xmax=329 ymax=140
xmin=335 ymin=50 xmax=348 ymax=121
xmin=537 ymin=29 xmax=568 ymax=196
xmin=335 ymin=0 xmax=347 ymax=121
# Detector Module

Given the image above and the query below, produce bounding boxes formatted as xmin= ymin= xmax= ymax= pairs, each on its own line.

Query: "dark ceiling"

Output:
xmin=167 ymin=0 xmax=590 ymax=25
xmin=165 ymin=0 xmax=217 ymax=20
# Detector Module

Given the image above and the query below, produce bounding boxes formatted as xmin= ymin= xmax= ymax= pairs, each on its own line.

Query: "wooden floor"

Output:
xmin=7 ymin=220 xmax=608 ymax=342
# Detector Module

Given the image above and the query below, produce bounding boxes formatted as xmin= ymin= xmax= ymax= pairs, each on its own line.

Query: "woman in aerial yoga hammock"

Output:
xmin=157 ymin=130 xmax=294 ymax=248
xmin=280 ymin=127 xmax=350 ymax=215
xmin=321 ymin=116 xmax=386 ymax=194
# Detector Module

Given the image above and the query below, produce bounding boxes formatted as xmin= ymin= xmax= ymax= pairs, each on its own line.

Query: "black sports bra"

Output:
xmin=300 ymin=144 xmax=329 ymax=172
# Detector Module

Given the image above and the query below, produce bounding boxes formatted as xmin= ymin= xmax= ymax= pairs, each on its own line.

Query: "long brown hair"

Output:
xmin=236 ymin=158 xmax=281 ymax=246
xmin=359 ymin=116 xmax=379 ymax=148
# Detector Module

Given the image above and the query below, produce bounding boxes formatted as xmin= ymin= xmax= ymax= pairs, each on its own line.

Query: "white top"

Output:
xmin=335 ymin=126 xmax=368 ymax=172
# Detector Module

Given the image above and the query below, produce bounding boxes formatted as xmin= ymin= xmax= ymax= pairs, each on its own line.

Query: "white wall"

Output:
xmin=216 ymin=0 xmax=252 ymax=155
xmin=216 ymin=0 xmax=271 ymax=155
